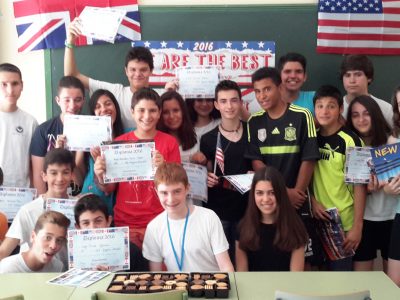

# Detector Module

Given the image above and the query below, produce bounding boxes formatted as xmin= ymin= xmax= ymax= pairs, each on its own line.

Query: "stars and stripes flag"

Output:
xmin=12 ymin=0 xmax=141 ymax=53
xmin=317 ymin=0 xmax=400 ymax=55
xmin=214 ymin=132 xmax=225 ymax=175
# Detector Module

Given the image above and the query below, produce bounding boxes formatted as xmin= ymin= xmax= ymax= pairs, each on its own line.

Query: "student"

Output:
xmin=200 ymin=80 xmax=251 ymax=262
xmin=0 ymin=148 xmax=74 ymax=268
xmin=340 ymin=54 xmax=392 ymax=125
xmin=0 ymin=211 xmax=69 ymax=273
xmin=346 ymin=95 xmax=397 ymax=273
xmin=311 ymin=85 xmax=366 ymax=271
xmin=65 ymin=18 xmax=153 ymax=130
xmin=142 ymin=162 xmax=234 ymax=272
xmin=0 ymin=63 xmax=38 ymax=188
xmin=236 ymin=166 xmax=308 ymax=271
xmin=278 ymin=52 xmax=315 ymax=115
xmin=383 ymin=85 xmax=400 ymax=286
xmin=75 ymin=89 xmax=125 ymax=215
xmin=94 ymin=88 xmax=181 ymax=249
xmin=74 ymin=193 xmax=149 ymax=271
xmin=30 ymin=76 xmax=85 ymax=195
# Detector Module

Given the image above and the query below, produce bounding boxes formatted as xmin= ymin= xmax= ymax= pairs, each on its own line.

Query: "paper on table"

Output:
xmin=182 ymin=162 xmax=208 ymax=202
xmin=177 ymin=66 xmax=220 ymax=98
xmin=47 ymin=268 xmax=110 ymax=288
xmin=45 ymin=198 xmax=77 ymax=229
xmin=63 ymin=115 xmax=112 ymax=152
xmin=79 ymin=6 xmax=126 ymax=43
xmin=67 ymin=227 xmax=130 ymax=271
xmin=0 ymin=187 xmax=36 ymax=221
xmin=344 ymin=146 xmax=372 ymax=184
xmin=224 ymin=173 xmax=254 ymax=194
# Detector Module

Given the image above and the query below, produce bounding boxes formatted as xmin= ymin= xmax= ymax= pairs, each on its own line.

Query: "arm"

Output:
xmin=64 ymin=18 xmax=89 ymax=88
xmin=251 ymin=160 xmax=266 ymax=171
xmin=288 ymin=160 xmax=315 ymax=209
xmin=149 ymin=261 xmax=164 ymax=272
xmin=0 ymin=237 xmax=20 ymax=260
xmin=215 ymin=251 xmax=234 ymax=272
xmin=74 ymin=151 xmax=87 ymax=188
xmin=93 ymin=155 xmax=117 ymax=194
xmin=31 ymin=155 xmax=46 ymax=195
xmin=290 ymin=246 xmax=305 ymax=271
xmin=343 ymin=184 xmax=366 ymax=251
xmin=235 ymin=241 xmax=248 ymax=271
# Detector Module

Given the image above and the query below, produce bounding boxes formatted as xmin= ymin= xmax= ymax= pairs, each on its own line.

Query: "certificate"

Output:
xmin=224 ymin=173 xmax=254 ymax=194
xmin=0 ymin=187 xmax=36 ymax=221
xmin=48 ymin=268 xmax=110 ymax=288
xmin=177 ymin=66 xmax=220 ymax=98
xmin=67 ymin=227 xmax=130 ymax=271
xmin=63 ymin=115 xmax=112 ymax=151
xmin=101 ymin=141 xmax=155 ymax=183
xmin=345 ymin=147 xmax=372 ymax=184
xmin=45 ymin=198 xmax=77 ymax=229
xmin=79 ymin=6 xmax=126 ymax=43
xmin=182 ymin=163 xmax=208 ymax=203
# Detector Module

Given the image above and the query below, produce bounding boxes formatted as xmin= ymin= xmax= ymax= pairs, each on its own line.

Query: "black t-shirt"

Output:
xmin=200 ymin=122 xmax=251 ymax=221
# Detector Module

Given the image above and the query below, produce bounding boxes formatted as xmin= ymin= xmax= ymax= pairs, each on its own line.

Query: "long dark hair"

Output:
xmin=346 ymin=95 xmax=391 ymax=147
xmin=238 ymin=167 xmax=308 ymax=252
xmin=185 ymin=98 xmax=221 ymax=125
xmin=391 ymin=85 xmax=400 ymax=138
xmin=89 ymin=89 xmax=124 ymax=138
xmin=158 ymin=91 xmax=197 ymax=150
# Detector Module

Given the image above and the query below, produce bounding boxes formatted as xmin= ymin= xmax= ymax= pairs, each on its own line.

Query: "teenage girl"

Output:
xmin=236 ymin=166 xmax=308 ymax=271
xmin=346 ymin=95 xmax=397 ymax=273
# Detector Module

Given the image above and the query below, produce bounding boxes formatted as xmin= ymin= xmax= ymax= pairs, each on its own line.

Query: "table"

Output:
xmin=235 ymin=271 xmax=400 ymax=300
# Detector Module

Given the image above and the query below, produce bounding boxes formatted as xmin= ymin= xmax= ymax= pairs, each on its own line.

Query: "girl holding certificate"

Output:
xmin=75 ymin=89 xmax=124 ymax=215
xmin=94 ymin=88 xmax=181 ymax=249
xmin=346 ymin=95 xmax=397 ymax=273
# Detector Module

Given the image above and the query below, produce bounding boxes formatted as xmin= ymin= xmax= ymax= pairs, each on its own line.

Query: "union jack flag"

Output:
xmin=215 ymin=132 xmax=225 ymax=175
xmin=12 ymin=0 xmax=141 ymax=53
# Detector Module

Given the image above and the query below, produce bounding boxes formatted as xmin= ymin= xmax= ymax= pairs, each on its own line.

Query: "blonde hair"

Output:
xmin=34 ymin=211 xmax=70 ymax=233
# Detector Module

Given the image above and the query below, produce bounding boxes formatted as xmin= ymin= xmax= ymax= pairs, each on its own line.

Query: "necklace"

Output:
xmin=219 ymin=122 xmax=241 ymax=133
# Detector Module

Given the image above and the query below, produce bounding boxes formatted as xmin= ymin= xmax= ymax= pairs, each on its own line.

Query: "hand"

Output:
xmin=90 ymin=146 xmax=101 ymax=162
xmin=165 ymin=78 xmax=179 ymax=91
xmin=190 ymin=152 xmax=207 ymax=165
xmin=95 ymin=265 xmax=110 ymax=271
xmin=367 ymin=174 xmax=380 ymax=193
xmin=153 ymin=150 xmax=164 ymax=168
xmin=207 ymin=172 xmax=219 ymax=188
xmin=55 ymin=135 xmax=67 ymax=149
xmin=287 ymin=188 xmax=307 ymax=209
xmin=383 ymin=175 xmax=400 ymax=195
xmin=94 ymin=155 xmax=106 ymax=184
xmin=67 ymin=17 xmax=82 ymax=44
xmin=343 ymin=225 xmax=362 ymax=252
xmin=311 ymin=196 xmax=331 ymax=221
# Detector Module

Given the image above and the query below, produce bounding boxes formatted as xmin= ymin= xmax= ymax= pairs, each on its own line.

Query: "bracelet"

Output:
xmin=64 ymin=40 xmax=75 ymax=49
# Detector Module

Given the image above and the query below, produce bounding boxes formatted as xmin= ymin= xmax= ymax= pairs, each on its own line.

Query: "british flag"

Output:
xmin=12 ymin=0 xmax=141 ymax=53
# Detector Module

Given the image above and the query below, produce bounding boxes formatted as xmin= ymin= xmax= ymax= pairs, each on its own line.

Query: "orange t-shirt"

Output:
xmin=0 ymin=212 xmax=8 ymax=241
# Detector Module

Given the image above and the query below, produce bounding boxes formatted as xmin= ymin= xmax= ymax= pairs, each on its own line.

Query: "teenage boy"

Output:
xmin=64 ymin=18 xmax=153 ymax=129
xmin=143 ymin=162 xmax=234 ymax=272
xmin=0 ymin=63 xmax=38 ymax=188
xmin=0 ymin=148 xmax=74 ymax=268
xmin=278 ymin=53 xmax=315 ymax=115
xmin=30 ymin=76 xmax=85 ymax=195
xmin=311 ymin=85 xmax=366 ymax=271
xmin=200 ymin=80 xmax=251 ymax=263
xmin=0 ymin=211 xmax=69 ymax=273
xmin=74 ymin=193 xmax=149 ymax=271
xmin=94 ymin=88 xmax=180 ymax=249
xmin=340 ymin=54 xmax=392 ymax=125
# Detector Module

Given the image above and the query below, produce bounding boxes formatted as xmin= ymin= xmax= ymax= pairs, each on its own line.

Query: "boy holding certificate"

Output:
xmin=94 ymin=88 xmax=180 ymax=249
xmin=311 ymin=85 xmax=366 ymax=270
xmin=74 ymin=193 xmax=149 ymax=271
xmin=0 ymin=211 xmax=69 ymax=273
xmin=0 ymin=149 xmax=74 ymax=268
xmin=143 ymin=162 xmax=234 ymax=272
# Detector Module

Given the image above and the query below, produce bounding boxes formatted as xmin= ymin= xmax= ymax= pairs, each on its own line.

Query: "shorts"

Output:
xmin=353 ymin=219 xmax=393 ymax=261
xmin=302 ymin=217 xmax=325 ymax=266
xmin=389 ymin=214 xmax=400 ymax=261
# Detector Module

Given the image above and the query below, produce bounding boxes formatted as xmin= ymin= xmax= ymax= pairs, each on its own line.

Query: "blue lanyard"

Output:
xmin=166 ymin=207 xmax=190 ymax=271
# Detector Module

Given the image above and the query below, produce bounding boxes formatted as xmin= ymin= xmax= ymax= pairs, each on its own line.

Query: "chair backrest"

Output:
xmin=0 ymin=295 xmax=24 ymax=300
xmin=91 ymin=290 xmax=188 ymax=300
xmin=275 ymin=290 xmax=371 ymax=300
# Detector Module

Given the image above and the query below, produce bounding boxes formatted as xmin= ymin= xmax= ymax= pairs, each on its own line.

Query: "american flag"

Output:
xmin=317 ymin=0 xmax=400 ymax=55
xmin=215 ymin=132 xmax=225 ymax=175
xmin=12 ymin=0 xmax=141 ymax=53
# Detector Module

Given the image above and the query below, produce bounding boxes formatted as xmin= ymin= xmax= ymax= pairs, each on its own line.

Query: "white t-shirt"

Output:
xmin=342 ymin=94 xmax=393 ymax=127
xmin=0 ymin=253 xmax=63 ymax=273
xmin=0 ymin=108 xmax=38 ymax=187
xmin=195 ymin=119 xmax=220 ymax=144
xmin=364 ymin=189 xmax=397 ymax=221
xmin=89 ymin=78 xmax=135 ymax=130
xmin=143 ymin=206 xmax=229 ymax=272
xmin=179 ymin=142 xmax=199 ymax=163
xmin=6 ymin=195 xmax=68 ymax=269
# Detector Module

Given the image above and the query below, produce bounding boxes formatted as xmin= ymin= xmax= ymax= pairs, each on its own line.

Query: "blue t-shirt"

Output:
xmin=293 ymin=91 xmax=315 ymax=116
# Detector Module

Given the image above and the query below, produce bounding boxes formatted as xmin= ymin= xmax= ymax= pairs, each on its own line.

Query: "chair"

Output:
xmin=0 ymin=295 xmax=24 ymax=300
xmin=91 ymin=290 xmax=188 ymax=300
xmin=275 ymin=290 xmax=371 ymax=300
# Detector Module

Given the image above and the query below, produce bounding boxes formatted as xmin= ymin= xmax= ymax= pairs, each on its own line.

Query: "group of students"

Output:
xmin=0 ymin=18 xmax=399 ymax=287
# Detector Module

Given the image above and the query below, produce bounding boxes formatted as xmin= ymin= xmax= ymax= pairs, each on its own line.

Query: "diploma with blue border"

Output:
xmin=46 ymin=198 xmax=77 ymax=229
xmin=344 ymin=146 xmax=372 ymax=184
xmin=183 ymin=162 xmax=208 ymax=202
xmin=67 ymin=226 xmax=130 ymax=271
xmin=224 ymin=174 xmax=254 ymax=194
xmin=177 ymin=66 xmax=220 ymax=98
xmin=0 ymin=187 xmax=36 ymax=221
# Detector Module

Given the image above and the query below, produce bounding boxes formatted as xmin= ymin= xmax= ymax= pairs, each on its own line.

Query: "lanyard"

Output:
xmin=166 ymin=207 xmax=190 ymax=271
